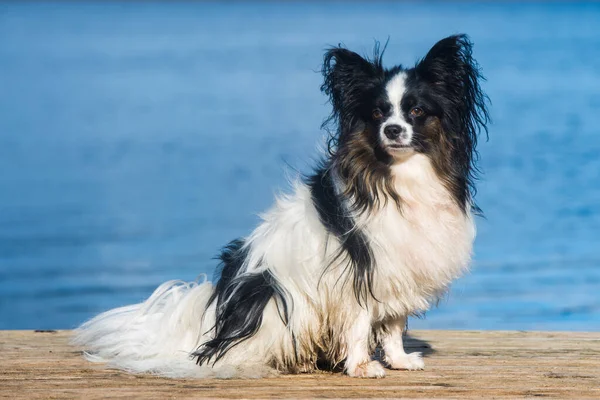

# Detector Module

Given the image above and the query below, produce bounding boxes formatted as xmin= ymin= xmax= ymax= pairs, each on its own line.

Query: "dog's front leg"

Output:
xmin=381 ymin=316 xmax=425 ymax=370
xmin=344 ymin=310 xmax=385 ymax=378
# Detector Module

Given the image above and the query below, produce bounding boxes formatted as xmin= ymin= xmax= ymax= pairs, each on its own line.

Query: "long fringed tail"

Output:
xmin=73 ymin=279 xmax=220 ymax=378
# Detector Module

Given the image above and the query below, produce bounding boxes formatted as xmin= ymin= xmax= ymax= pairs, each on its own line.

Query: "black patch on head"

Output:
xmin=405 ymin=34 xmax=490 ymax=211
xmin=193 ymin=239 xmax=290 ymax=365
xmin=321 ymin=44 xmax=403 ymax=214
xmin=321 ymin=43 xmax=387 ymax=144
xmin=307 ymin=166 xmax=376 ymax=306
xmin=320 ymin=42 xmax=403 ymax=157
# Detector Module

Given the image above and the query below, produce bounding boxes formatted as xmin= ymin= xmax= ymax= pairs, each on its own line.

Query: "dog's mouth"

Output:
xmin=382 ymin=143 xmax=415 ymax=160
xmin=386 ymin=143 xmax=413 ymax=151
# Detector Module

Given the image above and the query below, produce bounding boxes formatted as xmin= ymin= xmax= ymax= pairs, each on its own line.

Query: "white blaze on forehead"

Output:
xmin=385 ymin=72 xmax=408 ymax=116
xmin=381 ymin=72 xmax=413 ymax=144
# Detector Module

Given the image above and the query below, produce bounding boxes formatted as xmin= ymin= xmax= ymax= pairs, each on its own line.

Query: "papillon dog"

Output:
xmin=75 ymin=34 xmax=489 ymax=379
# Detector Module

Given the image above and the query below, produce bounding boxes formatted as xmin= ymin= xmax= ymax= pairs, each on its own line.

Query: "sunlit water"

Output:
xmin=1 ymin=2 xmax=599 ymax=330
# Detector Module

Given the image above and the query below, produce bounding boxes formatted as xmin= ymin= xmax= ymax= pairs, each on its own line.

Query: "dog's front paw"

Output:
xmin=346 ymin=360 xmax=386 ymax=378
xmin=386 ymin=352 xmax=425 ymax=370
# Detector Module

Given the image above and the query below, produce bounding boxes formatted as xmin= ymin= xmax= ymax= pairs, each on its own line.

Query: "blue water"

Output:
xmin=1 ymin=2 xmax=599 ymax=331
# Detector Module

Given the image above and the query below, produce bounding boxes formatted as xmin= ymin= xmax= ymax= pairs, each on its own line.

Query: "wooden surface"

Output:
xmin=0 ymin=330 xmax=599 ymax=399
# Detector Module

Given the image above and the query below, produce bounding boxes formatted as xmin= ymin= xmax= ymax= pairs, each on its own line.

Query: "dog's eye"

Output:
xmin=410 ymin=107 xmax=425 ymax=118
xmin=372 ymin=108 xmax=383 ymax=120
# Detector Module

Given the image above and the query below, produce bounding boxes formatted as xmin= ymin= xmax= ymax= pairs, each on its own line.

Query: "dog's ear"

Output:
xmin=415 ymin=34 xmax=489 ymax=139
xmin=321 ymin=48 xmax=380 ymax=108
xmin=321 ymin=46 xmax=384 ymax=133
xmin=416 ymin=34 xmax=490 ymax=208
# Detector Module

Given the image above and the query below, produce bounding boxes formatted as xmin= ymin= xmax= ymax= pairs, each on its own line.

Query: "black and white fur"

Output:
xmin=74 ymin=34 xmax=489 ymax=378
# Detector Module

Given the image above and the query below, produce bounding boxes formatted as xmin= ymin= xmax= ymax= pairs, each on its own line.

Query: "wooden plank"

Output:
xmin=0 ymin=330 xmax=599 ymax=399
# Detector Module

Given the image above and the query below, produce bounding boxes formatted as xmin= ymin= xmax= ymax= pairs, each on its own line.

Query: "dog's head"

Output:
xmin=321 ymin=34 xmax=489 ymax=211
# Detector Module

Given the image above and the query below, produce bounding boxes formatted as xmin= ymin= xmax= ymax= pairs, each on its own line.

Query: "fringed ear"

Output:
xmin=415 ymin=34 xmax=490 ymax=142
xmin=415 ymin=34 xmax=490 ymax=207
xmin=321 ymin=46 xmax=385 ymax=138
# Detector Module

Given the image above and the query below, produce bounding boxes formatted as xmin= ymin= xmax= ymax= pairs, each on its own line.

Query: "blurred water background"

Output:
xmin=0 ymin=2 xmax=599 ymax=331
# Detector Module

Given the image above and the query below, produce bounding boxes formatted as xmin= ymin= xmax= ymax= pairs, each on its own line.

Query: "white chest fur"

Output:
xmin=361 ymin=154 xmax=476 ymax=318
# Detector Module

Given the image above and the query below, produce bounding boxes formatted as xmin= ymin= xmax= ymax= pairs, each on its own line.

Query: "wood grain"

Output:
xmin=0 ymin=330 xmax=598 ymax=399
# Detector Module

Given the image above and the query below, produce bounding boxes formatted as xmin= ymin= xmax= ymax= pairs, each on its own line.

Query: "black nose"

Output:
xmin=384 ymin=124 xmax=405 ymax=140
